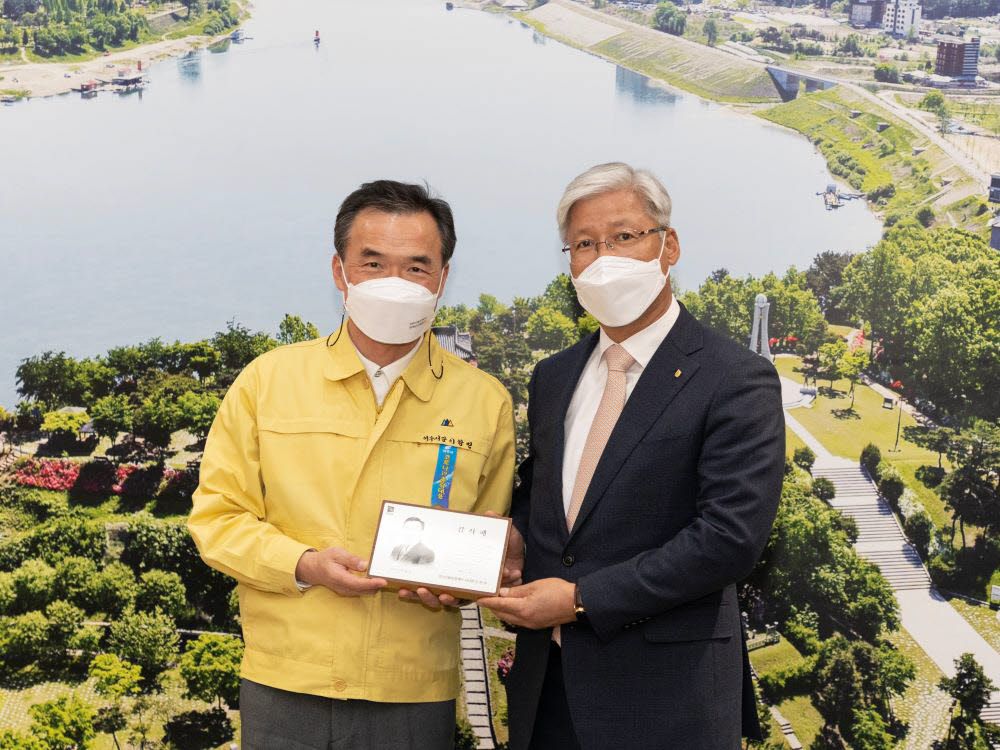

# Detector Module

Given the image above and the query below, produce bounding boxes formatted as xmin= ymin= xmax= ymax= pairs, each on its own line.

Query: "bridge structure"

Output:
xmin=765 ymin=66 xmax=838 ymax=101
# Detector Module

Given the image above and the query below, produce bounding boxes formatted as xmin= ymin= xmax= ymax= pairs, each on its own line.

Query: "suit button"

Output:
xmin=333 ymin=679 xmax=347 ymax=692
xmin=562 ymin=554 xmax=575 ymax=567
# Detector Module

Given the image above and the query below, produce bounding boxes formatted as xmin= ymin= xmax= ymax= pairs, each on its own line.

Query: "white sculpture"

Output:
xmin=749 ymin=293 xmax=773 ymax=361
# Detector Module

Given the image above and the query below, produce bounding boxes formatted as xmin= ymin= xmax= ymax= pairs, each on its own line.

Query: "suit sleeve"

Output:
xmin=509 ymin=365 xmax=539 ymax=536
xmin=471 ymin=390 xmax=516 ymax=518
xmin=578 ymin=354 xmax=785 ymax=642
xmin=187 ymin=363 xmax=313 ymax=597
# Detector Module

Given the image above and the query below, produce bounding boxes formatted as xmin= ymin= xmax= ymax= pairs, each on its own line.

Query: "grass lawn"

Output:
xmin=786 ymin=426 xmax=807 ymax=459
xmin=749 ymin=637 xmax=825 ymax=746
xmin=776 ymin=355 xmax=952 ymax=516
xmin=946 ymin=597 xmax=1000 ymax=655
xmin=0 ymin=666 xmax=240 ymax=749
xmin=887 ymin=626 xmax=950 ymax=750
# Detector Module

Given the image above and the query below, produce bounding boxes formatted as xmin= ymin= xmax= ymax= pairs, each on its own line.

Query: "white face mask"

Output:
xmin=571 ymin=233 xmax=670 ymax=328
xmin=340 ymin=264 xmax=443 ymax=345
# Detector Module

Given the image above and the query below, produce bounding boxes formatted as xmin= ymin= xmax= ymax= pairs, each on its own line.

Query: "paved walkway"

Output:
xmin=790 ymin=420 xmax=1000 ymax=724
xmin=460 ymin=605 xmax=498 ymax=749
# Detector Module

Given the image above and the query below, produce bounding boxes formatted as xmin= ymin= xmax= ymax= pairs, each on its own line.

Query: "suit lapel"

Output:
xmin=548 ymin=332 xmax=599 ymax=541
xmin=567 ymin=305 xmax=704 ymax=541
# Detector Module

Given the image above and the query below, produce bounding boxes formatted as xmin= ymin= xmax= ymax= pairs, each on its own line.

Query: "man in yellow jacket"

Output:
xmin=188 ymin=180 xmax=515 ymax=750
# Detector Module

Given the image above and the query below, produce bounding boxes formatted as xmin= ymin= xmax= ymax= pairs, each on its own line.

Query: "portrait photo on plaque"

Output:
xmin=367 ymin=501 xmax=512 ymax=598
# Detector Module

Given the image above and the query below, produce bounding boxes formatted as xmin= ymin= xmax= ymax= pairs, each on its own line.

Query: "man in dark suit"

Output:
xmin=478 ymin=163 xmax=785 ymax=750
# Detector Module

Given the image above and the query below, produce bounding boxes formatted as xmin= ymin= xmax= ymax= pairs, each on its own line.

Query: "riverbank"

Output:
xmin=516 ymin=0 xmax=780 ymax=103
xmin=504 ymin=0 xmax=992 ymax=234
xmin=0 ymin=4 xmax=250 ymax=99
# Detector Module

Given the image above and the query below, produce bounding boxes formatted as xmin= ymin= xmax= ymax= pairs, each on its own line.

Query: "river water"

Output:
xmin=0 ymin=0 xmax=882 ymax=406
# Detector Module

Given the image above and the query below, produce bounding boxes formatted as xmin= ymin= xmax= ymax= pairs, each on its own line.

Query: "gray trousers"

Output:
xmin=239 ymin=679 xmax=456 ymax=750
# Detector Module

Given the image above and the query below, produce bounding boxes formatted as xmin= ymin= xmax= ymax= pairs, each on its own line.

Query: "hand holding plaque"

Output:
xmin=367 ymin=501 xmax=513 ymax=599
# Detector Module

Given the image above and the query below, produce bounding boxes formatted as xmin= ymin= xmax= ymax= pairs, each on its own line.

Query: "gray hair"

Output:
xmin=556 ymin=162 xmax=672 ymax=242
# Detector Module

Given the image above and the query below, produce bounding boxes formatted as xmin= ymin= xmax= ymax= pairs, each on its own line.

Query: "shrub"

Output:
xmin=876 ymin=463 xmax=904 ymax=508
xmin=90 ymin=562 xmax=138 ymax=618
xmin=53 ymin=557 xmax=100 ymax=612
xmin=163 ymin=708 xmax=234 ymax=750
xmin=31 ymin=514 xmax=106 ymax=565
xmin=904 ymin=510 xmax=934 ymax=558
xmin=860 ymin=443 xmax=881 ymax=479
xmin=793 ymin=446 xmax=816 ymax=473
xmin=812 ymin=477 xmax=836 ymax=501
xmin=107 ymin=609 xmax=179 ymax=690
xmin=136 ymin=570 xmax=188 ymax=621
xmin=70 ymin=459 xmax=117 ymax=501
xmin=12 ymin=559 xmax=56 ymax=613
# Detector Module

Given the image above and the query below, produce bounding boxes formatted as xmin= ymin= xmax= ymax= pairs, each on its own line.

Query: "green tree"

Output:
xmin=29 ymin=694 xmax=96 ymax=750
xmin=805 ymin=250 xmax=854 ymax=322
xmin=41 ymin=409 xmax=89 ymax=439
xmin=653 ymin=2 xmax=686 ymax=35
xmin=703 ymin=17 xmax=718 ymax=45
xmin=211 ymin=319 xmax=277 ymax=374
xmin=818 ymin=340 xmax=848 ymax=391
xmin=276 ymin=313 xmax=320 ymax=345
xmin=793 ymin=446 xmax=816 ymax=473
xmin=939 ymin=653 xmax=998 ymax=748
xmin=107 ymin=609 xmax=179 ymax=690
xmin=839 ymin=347 xmax=870 ymax=410
xmin=873 ymin=63 xmax=899 ymax=83
xmin=89 ymin=394 xmax=132 ymax=445
xmin=88 ymin=654 xmax=141 ymax=750
xmin=179 ymin=634 xmax=243 ymax=709
xmin=176 ymin=390 xmax=221 ymax=439
xmin=525 ymin=306 xmax=576 ymax=352
xmin=939 ymin=423 xmax=1000 ymax=546
xmin=132 ymin=393 xmax=182 ymax=453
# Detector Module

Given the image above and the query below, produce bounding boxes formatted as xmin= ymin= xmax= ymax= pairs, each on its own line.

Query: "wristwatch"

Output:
xmin=573 ymin=584 xmax=588 ymax=625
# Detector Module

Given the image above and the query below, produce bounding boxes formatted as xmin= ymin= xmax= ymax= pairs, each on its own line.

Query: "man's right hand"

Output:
xmin=486 ymin=512 xmax=524 ymax=587
xmin=295 ymin=548 xmax=387 ymax=597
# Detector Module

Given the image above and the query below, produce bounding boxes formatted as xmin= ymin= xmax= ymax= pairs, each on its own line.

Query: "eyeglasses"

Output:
xmin=561 ymin=226 xmax=668 ymax=259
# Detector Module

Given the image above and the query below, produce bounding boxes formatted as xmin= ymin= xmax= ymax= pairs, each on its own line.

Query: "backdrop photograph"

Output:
xmin=0 ymin=0 xmax=999 ymax=748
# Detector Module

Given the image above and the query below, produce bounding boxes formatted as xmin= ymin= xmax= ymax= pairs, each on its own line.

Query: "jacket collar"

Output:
xmin=323 ymin=324 xmax=442 ymax=403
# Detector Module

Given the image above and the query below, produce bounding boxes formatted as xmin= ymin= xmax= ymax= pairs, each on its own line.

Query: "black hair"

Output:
xmin=403 ymin=516 xmax=425 ymax=529
xmin=333 ymin=180 xmax=456 ymax=265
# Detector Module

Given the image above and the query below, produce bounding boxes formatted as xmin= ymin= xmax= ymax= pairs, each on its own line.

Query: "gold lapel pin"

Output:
xmin=674 ymin=369 xmax=682 ymax=378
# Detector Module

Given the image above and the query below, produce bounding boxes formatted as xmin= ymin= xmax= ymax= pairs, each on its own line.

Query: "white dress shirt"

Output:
xmin=356 ymin=339 xmax=422 ymax=408
xmin=561 ymin=296 xmax=681 ymax=515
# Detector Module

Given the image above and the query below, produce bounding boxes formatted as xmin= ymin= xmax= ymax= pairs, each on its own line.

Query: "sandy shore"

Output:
xmin=0 ymin=32 xmax=234 ymax=99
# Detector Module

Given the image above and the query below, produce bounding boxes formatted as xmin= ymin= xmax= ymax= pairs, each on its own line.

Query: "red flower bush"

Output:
xmin=15 ymin=457 xmax=159 ymax=501
xmin=14 ymin=458 xmax=80 ymax=491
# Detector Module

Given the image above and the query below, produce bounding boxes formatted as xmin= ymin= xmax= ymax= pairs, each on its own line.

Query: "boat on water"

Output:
xmin=822 ymin=184 xmax=842 ymax=210
xmin=314 ymin=29 xmax=321 ymax=45
xmin=230 ymin=29 xmax=245 ymax=42
xmin=1 ymin=95 xmax=17 ymax=104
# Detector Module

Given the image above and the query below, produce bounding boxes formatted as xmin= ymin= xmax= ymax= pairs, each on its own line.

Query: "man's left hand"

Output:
xmin=477 ymin=578 xmax=576 ymax=629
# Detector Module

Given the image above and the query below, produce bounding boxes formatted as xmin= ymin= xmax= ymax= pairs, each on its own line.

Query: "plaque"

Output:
xmin=367 ymin=500 xmax=512 ymax=598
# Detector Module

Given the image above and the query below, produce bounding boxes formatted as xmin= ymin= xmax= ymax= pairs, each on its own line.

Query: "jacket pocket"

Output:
xmin=380 ymin=431 xmax=492 ymax=514
xmin=642 ymin=600 xmax=735 ymax=643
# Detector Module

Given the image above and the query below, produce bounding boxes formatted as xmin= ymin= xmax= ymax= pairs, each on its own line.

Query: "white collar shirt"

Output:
xmin=561 ymin=296 xmax=681 ymax=514
xmin=355 ymin=339 xmax=422 ymax=407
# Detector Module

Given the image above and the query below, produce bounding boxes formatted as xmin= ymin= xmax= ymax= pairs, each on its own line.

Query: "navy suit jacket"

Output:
xmin=505 ymin=302 xmax=785 ymax=750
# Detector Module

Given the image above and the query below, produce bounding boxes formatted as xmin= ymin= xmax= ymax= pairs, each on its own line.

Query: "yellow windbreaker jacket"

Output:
xmin=188 ymin=328 xmax=515 ymax=702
